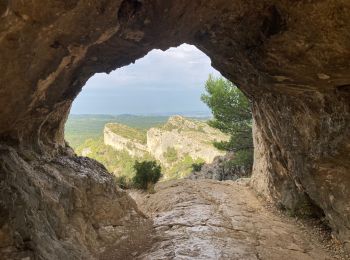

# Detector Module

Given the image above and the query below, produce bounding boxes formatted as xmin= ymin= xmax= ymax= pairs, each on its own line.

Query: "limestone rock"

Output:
xmin=147 ymin=116 xmax=228 ymax=166
xmin=188 ymin=152 xmax=250 ymax=181
xmin=0 ymin=145 xmax=153 ymax=259
xmin=131 ymin=179 xmax=335 ymax=259
xmin=104 ymin=123 xmax=148 ymax=157
xmin=103 ymin=116 xmax=228 ymax=166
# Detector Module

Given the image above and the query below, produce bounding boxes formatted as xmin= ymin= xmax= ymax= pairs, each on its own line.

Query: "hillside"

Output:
xmin=76 ymin=116 xmax=228 ymax=180
xmin=148 ymin=115 xmax=228 ymax=166
xmin=65 ymin=114 xmax=210 ymax=148
xmin=104 ymin=123 xmax=148 ymax=157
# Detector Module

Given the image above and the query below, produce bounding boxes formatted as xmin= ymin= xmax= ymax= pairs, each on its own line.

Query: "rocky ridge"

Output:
xmin=104 ymin=115 xmax=228 ymax=167
xmin=147 ymin=115 xmax=228 ymax=166
xmin=104 ymin=123 xmax=148 ymax=158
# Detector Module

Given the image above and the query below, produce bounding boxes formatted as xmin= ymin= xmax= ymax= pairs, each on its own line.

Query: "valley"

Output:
xmin=65 ymin=114 xmax=171 ymax=149
xmin=66 ymin=114 xmax=227 ymax=181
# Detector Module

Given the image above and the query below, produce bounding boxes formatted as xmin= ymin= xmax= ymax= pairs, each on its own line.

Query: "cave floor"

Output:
xmin=129 ymin=179 xmax=336 ymax=260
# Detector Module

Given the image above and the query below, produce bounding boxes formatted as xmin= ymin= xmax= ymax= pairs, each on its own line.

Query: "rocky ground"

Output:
xmin=130 ymin=179 xmax=347 ymax=260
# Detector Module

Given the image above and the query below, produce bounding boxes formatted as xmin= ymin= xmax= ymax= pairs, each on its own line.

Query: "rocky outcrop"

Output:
xmin=104 ymin=124 xmax=148 ymax=157
xmin=189 ymin=152 xmax=250 ymax=181
xmin=103 ymin=116 xmax=228 ymax=166
xmin=147 ymin=116 xmax=227 ymax=165
xmin=0 ymin=0 xmax=349 ymax=256
xmin=0 ymin=145 xmax=153 ymax=259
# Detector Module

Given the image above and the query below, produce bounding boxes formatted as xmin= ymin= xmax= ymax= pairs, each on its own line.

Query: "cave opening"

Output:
xmin=1 ymin=1 xmax=349 ymax=258
xmin=65 ymin=43 xmax=253 ymax=184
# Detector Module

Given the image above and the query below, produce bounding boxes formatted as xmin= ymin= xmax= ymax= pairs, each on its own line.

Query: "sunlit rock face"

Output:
xmin=103 ymin=116 xmax=227 ymax=166
xmin=0 ymin=0 xmax=349 ymax=257
xmin=104 ymin=124 xmax=149 ymax=158
xmin=146 ymin=116 xmax=228 ymax=166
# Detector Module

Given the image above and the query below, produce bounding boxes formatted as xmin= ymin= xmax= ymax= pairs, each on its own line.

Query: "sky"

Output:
xmin=70 ymin=44 xmax=221 ymax=115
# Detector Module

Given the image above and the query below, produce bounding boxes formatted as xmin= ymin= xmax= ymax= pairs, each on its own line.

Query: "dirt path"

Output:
xmin=130 ymin=179 xmax=336 ymax=260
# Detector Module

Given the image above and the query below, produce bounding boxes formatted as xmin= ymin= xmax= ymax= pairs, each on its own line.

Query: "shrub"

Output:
xmin=132 ymin=160 xmax=162 ymax=190
xmin=165 ymin=155 xmax=204 ymax=180
xmin=191 ymin=162 xmax=205 ymax=172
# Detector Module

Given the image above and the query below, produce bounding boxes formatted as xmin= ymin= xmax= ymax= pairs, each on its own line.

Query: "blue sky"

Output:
xmin=70 ymin=44 xmax=221 ymax=115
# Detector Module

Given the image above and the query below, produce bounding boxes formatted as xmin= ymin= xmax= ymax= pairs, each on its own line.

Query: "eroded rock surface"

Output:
xmin=103 ymin=116 xmax=227 ymax=165
xmin=188 ymin=152 xmax=250 ymax=181
xmin=0 ymin=146 xmax=153 ymax=260
xmin=104 ymin=123 xmax=149 ymax=158
xmin=147 ymin=116 xmax=228 ymax=165
xmin=131 ymin=179 xmax=335 ymax=260
xmin=0 ymin=0 xmax=349 ymax=256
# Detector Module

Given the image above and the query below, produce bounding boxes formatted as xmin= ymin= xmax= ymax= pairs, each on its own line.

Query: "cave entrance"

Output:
xmin=1 ymin=1 xmax=349 ymax=258
xmin=65 ymin=44 xmax=253 ymax=185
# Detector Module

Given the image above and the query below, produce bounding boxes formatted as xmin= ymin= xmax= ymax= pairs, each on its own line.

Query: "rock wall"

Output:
xmin=0 ymin=0 xmax=349 ymax=256
xmin=250 ymin=91 xmax=350 ymax=245
xmin=146 ymin=116 xmax=227 ymax=165
xmin=0 ymin=145 xmax=153 ymax=259
xmin=104 ymin=126 xmax=148 ymax=157
xmin=103 ymin=116 xmax=227 ymax=166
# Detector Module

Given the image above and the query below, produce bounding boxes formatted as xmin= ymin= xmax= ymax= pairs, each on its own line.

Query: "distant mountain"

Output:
xmin=65 ymin=114 xmax=210 ymax=148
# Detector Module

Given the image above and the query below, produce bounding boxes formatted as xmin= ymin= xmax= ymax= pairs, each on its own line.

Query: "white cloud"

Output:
xmin=72 ymin=44 xmax=221 ymax=114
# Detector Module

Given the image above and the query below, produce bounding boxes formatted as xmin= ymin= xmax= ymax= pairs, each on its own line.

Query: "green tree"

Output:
xmin=201 ymin=75 xmax=253 ymax=170
xmin=132 ymin=160 xmax=162 ymax=190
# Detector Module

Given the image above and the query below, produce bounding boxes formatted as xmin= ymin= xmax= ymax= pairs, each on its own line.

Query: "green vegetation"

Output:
xmin=75 ymin=137 xmax=153 ymax=182
xmin=115 ymin=175 xmax=131 ymax=189
xmin=65 ymin=114 xmax=170 ymax=148
xmin=164 ymin=155 xmax=205 ymax=180
xmin=201 ymin=75 xmax=253 ymax=170
xmin=163 ymin=147 xmax=178 ymax=164
xmin=160 ymin=121 xmax=182 ymax=132
xmin=132 ymin=160 xmax=162 ymax=190
xmin=191 ymin=162 xmax=205 ymax=172
xmin=106 ymin=123 xmax=147 ymax=144
xmin=67 ymin=114 xmax=218 ymax=183
xmin=160 ymin=116 xmax=209 ymax=132
xmin=65 ymin=116 xmax=110 ymax=148
xmin=76 ymin=136 xmax=199 ymax=186
xmin=65 ymin=114 xmax=210 ymax=149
